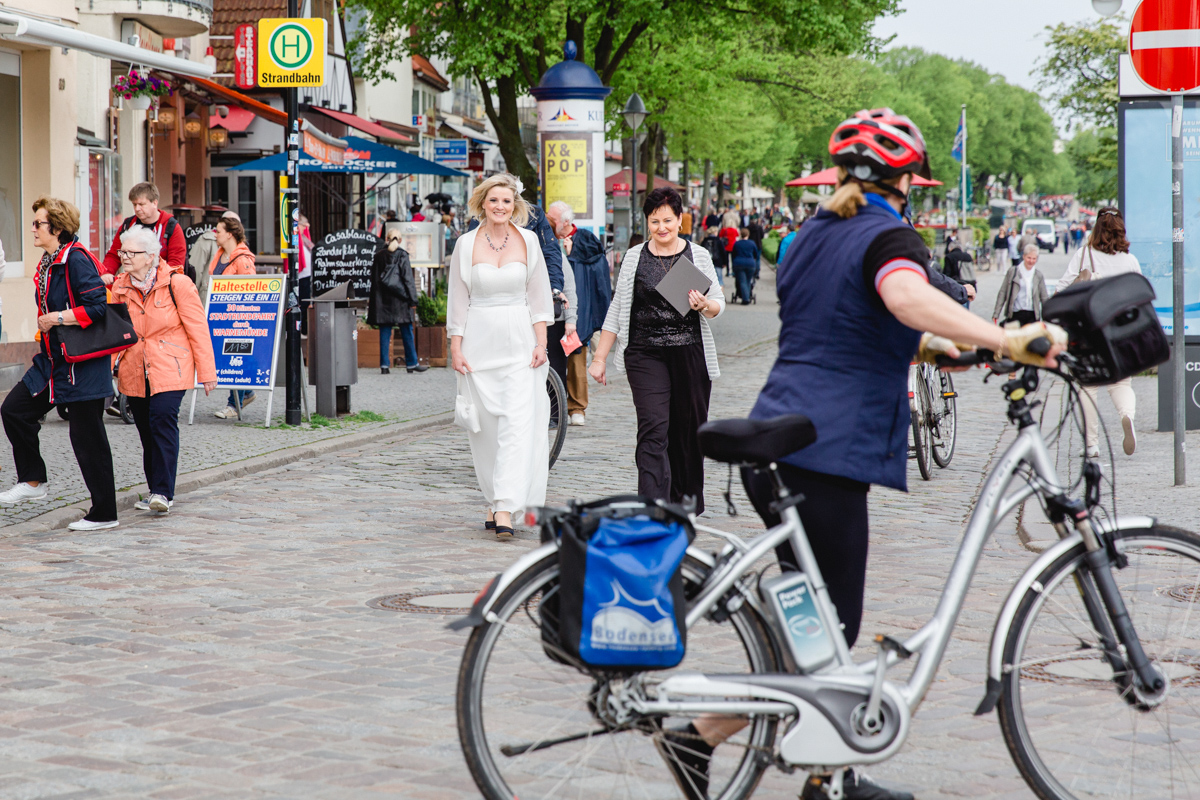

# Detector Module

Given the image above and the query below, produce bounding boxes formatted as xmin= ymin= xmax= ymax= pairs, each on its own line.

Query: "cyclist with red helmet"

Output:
xmin=655 ymin=109 xmax=1066 ymax=800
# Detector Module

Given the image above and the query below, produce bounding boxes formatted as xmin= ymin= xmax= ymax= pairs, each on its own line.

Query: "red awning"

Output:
xmin=164 ymin=74 xmax=288 ymax=127
xmin=210 ymin=106 xmax=256 ymax=133
xmin=605 ymin=168 xmax=684 ymax=194
xmin=786 ymin=166 xmax=942 ymax=187
xmin=308 ymin=106 xmax=413 ymax=144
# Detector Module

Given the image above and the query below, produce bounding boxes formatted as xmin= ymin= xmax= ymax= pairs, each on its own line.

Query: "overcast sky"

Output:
xmin=872 ymin=0 xmax=1124 ymax=91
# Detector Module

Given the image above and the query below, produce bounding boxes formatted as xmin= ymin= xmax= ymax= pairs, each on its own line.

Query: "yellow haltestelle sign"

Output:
xmin=257 ymin=18 xmax=326 ymax=87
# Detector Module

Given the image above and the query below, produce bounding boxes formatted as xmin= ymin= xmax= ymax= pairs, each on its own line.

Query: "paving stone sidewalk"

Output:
xmin=0 ymin=262 xmax=1194 ymax=798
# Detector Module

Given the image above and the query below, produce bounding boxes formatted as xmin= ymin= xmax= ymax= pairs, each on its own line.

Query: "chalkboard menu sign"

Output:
xmin=184 ymin=222 xmax=216 ymax=249
xmin=312 ymin=229 xmax=381 ymax=297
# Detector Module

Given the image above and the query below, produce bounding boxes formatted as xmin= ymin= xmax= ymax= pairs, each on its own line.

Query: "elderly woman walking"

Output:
xmin=993 ymin=244 xmax=1049 ymax=326
xmin=111 ymin=226 xmax=218 ymax=513
xmin=0 ymin=197 xmax=116 ymax=530
xmin=448 ymin=173 xmax=554 ymax=538
xmin=1056 ymin=207 xmax=1144 ymax=458
xmin=589 ymin=186 xmax=725 ymax=513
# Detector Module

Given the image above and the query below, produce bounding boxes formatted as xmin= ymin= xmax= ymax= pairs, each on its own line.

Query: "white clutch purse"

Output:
xmin=454 ymin=372 xmax=481 ymax=433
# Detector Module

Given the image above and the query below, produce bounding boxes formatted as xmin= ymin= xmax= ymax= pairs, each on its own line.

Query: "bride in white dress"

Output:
xmin=447 ymin=173 xmax=554 ymax=537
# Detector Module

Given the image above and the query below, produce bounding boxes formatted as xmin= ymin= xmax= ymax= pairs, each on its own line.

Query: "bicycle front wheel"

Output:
xmin=457 ymin=553 xmax=780 ymax=800
xmin=931 ymin=371 xmax=956 ymax=468
xmin=911 ymin=373 xmax=933 ymax=481
xmin=546 ymin=369 xmax=568 ymax=469
xmin=998 ymin=524 xmax=1200 ymax=800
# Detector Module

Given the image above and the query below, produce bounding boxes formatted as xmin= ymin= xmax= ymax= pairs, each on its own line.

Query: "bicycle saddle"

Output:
xmin=697 ymin=415 xmax=817 ymax=466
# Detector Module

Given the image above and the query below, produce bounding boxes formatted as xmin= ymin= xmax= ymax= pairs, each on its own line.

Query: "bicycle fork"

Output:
xmin=1052 ymin=500 xmax=1166 ymax=704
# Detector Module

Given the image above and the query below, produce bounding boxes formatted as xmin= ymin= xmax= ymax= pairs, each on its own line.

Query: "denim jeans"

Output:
xmin=379 ymin=323 xmax=418 ymax=368
xmin=733 ymin=264 xmax=755 ymax=303
xmin=227 ymin=389 xmax=254 ymax=408
xmin=128 ymin=388 xmax=185 ymax=499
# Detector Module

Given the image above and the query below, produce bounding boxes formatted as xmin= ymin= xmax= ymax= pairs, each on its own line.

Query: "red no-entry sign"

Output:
xmin=1129 ymin=0 xmax=1200 ymax=93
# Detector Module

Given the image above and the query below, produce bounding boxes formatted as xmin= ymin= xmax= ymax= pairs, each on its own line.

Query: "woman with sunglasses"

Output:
xmin=0 ymin=197 xmax=116 ymax=530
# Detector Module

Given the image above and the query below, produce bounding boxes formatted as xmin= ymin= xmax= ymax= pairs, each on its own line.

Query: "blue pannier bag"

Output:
xmin=542 ymin=496 xmax=694 ymax=672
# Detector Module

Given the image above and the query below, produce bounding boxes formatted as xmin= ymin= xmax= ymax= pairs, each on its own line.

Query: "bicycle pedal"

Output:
xmin=942 ymin=391 xmax=958 ymax=398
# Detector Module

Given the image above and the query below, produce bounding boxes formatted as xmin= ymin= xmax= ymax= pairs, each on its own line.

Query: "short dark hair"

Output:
xmin=642 ymin=186 xmax=683 ymax=219
xmin=218 ymin=217 xmax=246 ymax=244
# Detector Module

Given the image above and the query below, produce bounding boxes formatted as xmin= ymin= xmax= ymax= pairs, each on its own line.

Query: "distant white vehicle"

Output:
xmin=1021 ymin=218 xmax=1056 ymax=251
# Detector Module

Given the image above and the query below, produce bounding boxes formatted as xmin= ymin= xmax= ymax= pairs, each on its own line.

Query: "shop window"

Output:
xmin=210 ymin=176 xmax=229 ymax=208
xmin=0 ymin=52 xmax=20 ymax=262
xmin=172 ymin=174 xmax=187 ymax=207
xmin=238 ymin=176 xmax=258 ymax=253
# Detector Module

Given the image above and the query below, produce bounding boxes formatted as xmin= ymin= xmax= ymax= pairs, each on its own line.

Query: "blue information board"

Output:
xmin=434 ymin=138 xmax=469 ymax=169
xmin=193 ymin=275 xmax=286 ymax=426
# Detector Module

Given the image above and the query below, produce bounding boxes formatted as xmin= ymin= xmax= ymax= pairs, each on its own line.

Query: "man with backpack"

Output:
xmin=101 ymin=182 xmax=189 ymax=285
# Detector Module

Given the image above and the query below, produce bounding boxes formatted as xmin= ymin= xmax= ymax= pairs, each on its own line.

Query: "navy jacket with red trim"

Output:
xmin=23 ymin=238 xmax=112 ymax=403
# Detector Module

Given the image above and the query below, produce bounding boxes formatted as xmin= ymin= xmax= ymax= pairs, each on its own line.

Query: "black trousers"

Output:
xmin=127 ymin=385 xmax=185 ymax=500
xmin=1005 ymin=309 xmax=1038 ymax=327
xmin=547 ymin=320 xmax=568 ymax=387
xmin=1 ymin=381 xmax=117 ymax=522
xmin=742 ymin=464 xmax=870 ymax=647
xmin=624 ymin=341 xmax=710 ymax=514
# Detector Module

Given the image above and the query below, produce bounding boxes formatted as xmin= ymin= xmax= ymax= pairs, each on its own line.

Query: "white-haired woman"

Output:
xmin=111 ymin=226 xmax=218 ymax=514
xmin=448 ymin=173 xmax=554 ymax=538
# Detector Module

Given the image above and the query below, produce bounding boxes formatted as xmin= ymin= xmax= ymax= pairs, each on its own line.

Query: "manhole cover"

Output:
xmin=368 ymin=591 xmax=477 ymax=615
xmin=1164 ymin=584 xmax=1200 ymax=603
xmin=1020 ymin=654 xmax=1200 ymax=687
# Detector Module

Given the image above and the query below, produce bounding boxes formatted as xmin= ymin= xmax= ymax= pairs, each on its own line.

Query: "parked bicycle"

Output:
xmin=453 ymin=348 xmax=1197 ymax=800
xmin=908 ymin=361 xmax=957 ymax=479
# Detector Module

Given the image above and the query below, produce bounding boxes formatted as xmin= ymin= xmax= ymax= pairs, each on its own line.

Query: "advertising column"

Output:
xmin=531 ymin=42 xmax=612 ymax=239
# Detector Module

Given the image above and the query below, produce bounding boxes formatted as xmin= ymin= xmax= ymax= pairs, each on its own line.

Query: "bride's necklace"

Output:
xmin=483 ymin=227 xmax=510 ymax=253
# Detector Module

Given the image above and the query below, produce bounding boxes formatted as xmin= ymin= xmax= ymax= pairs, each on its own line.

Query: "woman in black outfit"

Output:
xmin=0 ymin=196 xmax=116 ymax=530
xmin=369 ymin=229 xmax=427 ymax=374
xmin=589 ymin=187 xmax=726 ymax=512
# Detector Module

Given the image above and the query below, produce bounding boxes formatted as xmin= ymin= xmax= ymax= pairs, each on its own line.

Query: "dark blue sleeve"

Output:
xmin=928 ymin=264 xmax=968 ymax=305
xmin=68 ymin=249 xmax=108 ymax=327
xmin=527 ymin=207 xmax=564 ymax=292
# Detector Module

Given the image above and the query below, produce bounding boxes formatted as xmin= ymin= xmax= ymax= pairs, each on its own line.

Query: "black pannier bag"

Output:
xmin=1041 ymin=272 xmax=1169 ymax=386
xmin=538 ymin=496 xmax=695 ymax=673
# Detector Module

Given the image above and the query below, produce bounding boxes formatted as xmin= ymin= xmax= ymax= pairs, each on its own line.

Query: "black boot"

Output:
xmin=380 ymin=366 xmax=390 ymax=375
xmin=800 ymin=769 xmax=915 ymax=800
xmin=654 ymin=723 xmax=713 ymax=800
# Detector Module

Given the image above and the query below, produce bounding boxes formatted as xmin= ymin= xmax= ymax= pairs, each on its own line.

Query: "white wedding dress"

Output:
xmin=447 ymin=234 xmax=553 ymax=514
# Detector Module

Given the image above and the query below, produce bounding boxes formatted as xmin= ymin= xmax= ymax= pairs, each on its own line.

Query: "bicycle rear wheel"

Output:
xmin=547 ymin=369 xmax=568 ymax=469
xmin=998 ymin=524 xmax=1200 ymax=799
xmin=910 ymin=371 xmax=933 ymax=481
xmin=931 ymin=371 xmax=956 ymax=468
xmin=457 ymin=553 xmax=780 ymax=800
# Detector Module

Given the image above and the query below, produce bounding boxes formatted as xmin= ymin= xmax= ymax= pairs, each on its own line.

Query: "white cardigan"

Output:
xmin=601 ymin=241 xmax=726 ymax=379
xmin=445 ymin=226 xmax=554 ymax=338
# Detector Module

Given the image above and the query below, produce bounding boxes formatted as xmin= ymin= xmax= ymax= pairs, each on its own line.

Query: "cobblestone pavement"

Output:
xmin=0 ymin=259 xmax=1196 ymax=798
xmin=0 ymin=357 xmax=457 ymax=527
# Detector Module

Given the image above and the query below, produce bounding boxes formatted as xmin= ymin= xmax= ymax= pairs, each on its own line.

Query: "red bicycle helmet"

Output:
xmin=829 ymin=108 xmax=932 ymax=182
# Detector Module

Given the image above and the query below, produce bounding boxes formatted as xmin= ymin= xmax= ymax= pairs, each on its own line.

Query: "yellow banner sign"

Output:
xmin=543 ymin=137 xmax=590 ymax=219
xmin=257 ymin=18 xmax=326 ymax=87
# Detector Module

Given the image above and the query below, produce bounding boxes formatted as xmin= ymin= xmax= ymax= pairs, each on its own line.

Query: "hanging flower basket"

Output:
xmin=113 ymin=69 xmax=172 ymax=111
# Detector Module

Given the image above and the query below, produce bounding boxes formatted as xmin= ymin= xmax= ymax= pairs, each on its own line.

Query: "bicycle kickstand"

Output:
xmin=825 ymin=768 xmax=846 ymax=800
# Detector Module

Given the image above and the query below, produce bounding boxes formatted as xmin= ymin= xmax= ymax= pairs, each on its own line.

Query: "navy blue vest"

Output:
xmin=750 ymin=203 xmax=923 ymax=491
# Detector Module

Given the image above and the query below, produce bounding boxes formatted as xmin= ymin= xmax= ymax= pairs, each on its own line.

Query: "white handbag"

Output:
xmin=454 ymin=372 xmax=481 ymax=433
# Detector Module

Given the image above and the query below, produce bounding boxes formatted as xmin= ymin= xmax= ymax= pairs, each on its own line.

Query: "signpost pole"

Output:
xmin=1172 ymin=92 xmax=1186 ymax=485
xmin=283 ymin=0 xmax=301 ymax=426
xmin=960 ymin=104 xmax=967 ymax=226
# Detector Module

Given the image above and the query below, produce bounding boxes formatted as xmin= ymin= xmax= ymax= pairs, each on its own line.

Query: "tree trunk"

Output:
xmin=702 ymin=159 xmax=713 ymax=220
xmin=681 ymin=147 xmax=689 ymax=209
xmin=477 ymin=73 xmax=538 ymax=204
xmin=716 ymin=171 xmax=726 ymax=209
xmin=643 ymin=123 xmax=658 ymax=194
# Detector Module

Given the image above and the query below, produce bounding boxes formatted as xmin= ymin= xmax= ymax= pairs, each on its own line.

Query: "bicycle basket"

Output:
xmin=1041 ymin=272 xmax=1169 ymax=386
xmin=538 ymin=496 xmax=695 ymax=673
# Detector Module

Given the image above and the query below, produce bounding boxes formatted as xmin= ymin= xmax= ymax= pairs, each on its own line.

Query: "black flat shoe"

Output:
xmin=484 ymin=519 xmax=496 ymax=530
xmin=380 ymin=366 xmax=390 ymax=374
xmin=407 ymin=365 xmax=430 ymax=373
xmin=494 ymin=525 xmax=514 ymax=538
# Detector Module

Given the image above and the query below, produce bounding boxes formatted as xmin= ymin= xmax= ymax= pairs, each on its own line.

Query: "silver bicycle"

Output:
xmin=452 ymin=351 xmax=1200 ymax=800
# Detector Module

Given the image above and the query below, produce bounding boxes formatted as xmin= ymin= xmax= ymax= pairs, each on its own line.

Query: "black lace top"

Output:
xmin=629 ymin=245 xmax=702 ymax=347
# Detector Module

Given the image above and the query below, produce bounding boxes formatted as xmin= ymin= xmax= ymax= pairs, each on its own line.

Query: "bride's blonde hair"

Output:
xmin=468 ymin=173 xmax=531 ymax=227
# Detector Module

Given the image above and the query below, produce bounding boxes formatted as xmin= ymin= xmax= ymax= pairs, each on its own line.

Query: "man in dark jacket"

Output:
xmin=942 ymin=243 xmax=977 ymax=306
xmin=0 ymin=196 xmax=116 ymax=530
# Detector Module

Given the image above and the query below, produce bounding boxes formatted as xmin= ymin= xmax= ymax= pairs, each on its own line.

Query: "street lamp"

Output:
xmin=623 ymin=92 xmax=647 ymax=236
xmin=1092 ymin=0 xmax=1121 ymax=16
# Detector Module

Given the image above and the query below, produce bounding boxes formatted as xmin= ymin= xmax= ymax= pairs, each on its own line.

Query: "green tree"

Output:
xmin=1035 ymin=16 xmax=1124 ymax=130
xmin=346 ymin=0 xmax=896 ymax=201
xmin=1065 ymin=127 xmax=1117 ymax=206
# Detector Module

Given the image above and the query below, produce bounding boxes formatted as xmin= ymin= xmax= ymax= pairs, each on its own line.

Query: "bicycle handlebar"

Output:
xmin=933 ymin=336 xmax=1055 ymax=373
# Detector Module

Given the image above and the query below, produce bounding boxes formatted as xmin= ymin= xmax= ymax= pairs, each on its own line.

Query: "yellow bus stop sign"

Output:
xmin=257 ymin=18 xmax=326 ymax=87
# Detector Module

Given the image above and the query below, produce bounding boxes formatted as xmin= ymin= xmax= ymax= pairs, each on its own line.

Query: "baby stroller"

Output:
xmin=730 ymin=268 xmax=758 ymax=305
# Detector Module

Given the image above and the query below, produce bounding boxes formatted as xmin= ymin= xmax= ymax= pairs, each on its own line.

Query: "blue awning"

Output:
xmin=229 ymin=136 xmax=468 ymax=176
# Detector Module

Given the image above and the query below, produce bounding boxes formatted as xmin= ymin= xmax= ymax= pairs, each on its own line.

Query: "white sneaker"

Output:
xmin=148 ymin=494 xmax=171 ymax=513
xmin=67 ymin=518 xmax=118 ymax=531
xmin=214 ymin=406 xmax=238 ymax=419
xmin=1122 ymin=415 xmax=1137 ymax=455
xmin=0 ymin=482 xmax=48 ymax=504
xmin=569 ymin=413 xmax=586 ymax=427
